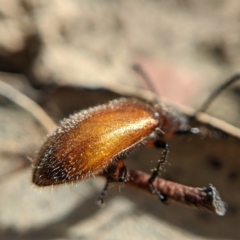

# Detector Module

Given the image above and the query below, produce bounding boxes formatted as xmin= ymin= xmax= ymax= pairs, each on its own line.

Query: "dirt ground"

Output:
xmin=0 ymin=1 xmax=240 ymax=239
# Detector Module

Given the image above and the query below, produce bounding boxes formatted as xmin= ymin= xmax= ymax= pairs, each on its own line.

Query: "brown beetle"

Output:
xmin=32 ymin=68 xmax=240 ymax=204
xmin=33 ymin=97 xmax=188 ymax=199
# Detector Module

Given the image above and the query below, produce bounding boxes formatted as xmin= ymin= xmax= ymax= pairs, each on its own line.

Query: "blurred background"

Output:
xmin=0 ymin=1 xmax=240 ymax=239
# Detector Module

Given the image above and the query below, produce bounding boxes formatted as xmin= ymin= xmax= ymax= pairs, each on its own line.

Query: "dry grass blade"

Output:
xmin=0 ymin=80 xmax=56 ymax=132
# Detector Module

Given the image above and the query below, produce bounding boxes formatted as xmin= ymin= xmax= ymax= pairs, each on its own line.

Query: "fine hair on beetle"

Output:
xmin=32 ymin=65 xmax=240 ymax=205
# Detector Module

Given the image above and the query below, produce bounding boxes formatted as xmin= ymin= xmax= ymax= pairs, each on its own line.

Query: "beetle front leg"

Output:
xmin=148 ymin=140 xmax=169 ymax=202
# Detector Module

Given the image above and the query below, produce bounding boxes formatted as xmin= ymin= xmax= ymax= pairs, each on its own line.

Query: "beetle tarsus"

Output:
xmin=149 ymin=182 xmax=167 ymax=203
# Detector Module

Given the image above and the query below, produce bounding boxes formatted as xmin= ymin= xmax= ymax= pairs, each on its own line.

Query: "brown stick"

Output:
xmin=101 ymin=166 xmax=226 ymax=216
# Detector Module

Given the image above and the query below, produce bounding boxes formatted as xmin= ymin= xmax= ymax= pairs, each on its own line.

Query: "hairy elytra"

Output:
xmin=32 ymin=98 xmax=185 ymax=186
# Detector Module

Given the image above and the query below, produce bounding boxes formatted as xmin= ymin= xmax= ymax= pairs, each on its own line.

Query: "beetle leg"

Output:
xmin=176 ymin=126 xmax=223 ymax=139
xmin=176 ymin=127 xmax=200 ymax=135
xmin=97 ymin=177 xmax=111 ymax=206
xmin=117 ymin=159 xmax=128 ymax=182
xmin=97 ymin=160 xmax=127 ymax=205
xmin=148 ymin=140 xmax=169 ymax=202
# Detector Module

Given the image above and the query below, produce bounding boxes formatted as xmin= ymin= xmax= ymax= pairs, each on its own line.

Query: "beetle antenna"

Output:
xmin=132 ymin=63 xmax=159 ymax=98
xmin=196 ymin=74 xmax=240 ymax=115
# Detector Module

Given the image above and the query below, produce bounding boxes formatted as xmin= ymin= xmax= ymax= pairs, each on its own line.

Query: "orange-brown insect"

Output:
xmin=32 ymin=68 xmax=240 ymax=204
xmin=33 ymin=98 xmax=188 ymax=200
